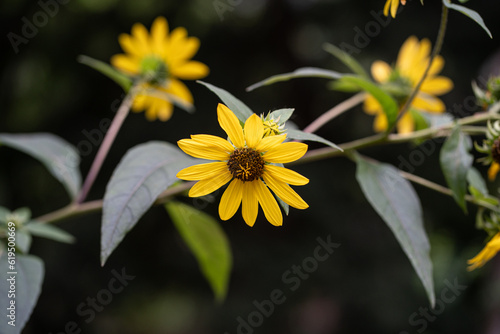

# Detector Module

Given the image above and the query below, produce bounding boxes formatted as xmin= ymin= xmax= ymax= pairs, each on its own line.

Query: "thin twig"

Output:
xmin=34 ymin=181 xmax=195 ymax=224
xmin=75 ymin=92 xmax=133 ymax=204
xmin=302 ymin=93 xmax=366 ymax=133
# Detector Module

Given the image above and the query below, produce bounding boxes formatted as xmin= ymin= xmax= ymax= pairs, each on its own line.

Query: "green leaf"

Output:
xmin=286 ymin=129 xmax=343 ymax=151
xmin=439 ymin=126 xmax=473 ymax=212
xmin=101 ymin=141 xmax=195 ymax=265
xmin=0 ymin=254 xmax=44 ymax=334
xmin=328 ymin=78 xmax=363 ymax=93
xmin=78 ymin=55 xmax=133 ymax=91
xmin=269 ymin=108 xmax=294 ymax=123
xmin=11 ymin=208 xmax=31 ymax=225
xmin=323 ymin=43 xmax=369 ymax=78
xmin=166 ymin=201 xmax=232 ymax=301
xmin=15 ymin=230 xmax=32 ymax=254
xmin=443 ymin=0 xmax=492 ymax=38
xmin=246 ymin=67 xmax=343 ymax=92
xmin=467 ymin=167 xmax=488 ymax=196
xmin=198 ymin=81 xmax=253 ymax=122
xmin=354 ymin=155 xmax=435 ymax=307
xmin=410 ymin=110 xmax=429 ymax=132
xmin=0 ymin=133 xmax=81 ymax=200
xmin=341 ymin=75 xmax=398 ymax=128
xmin=24 ymin=222 xmax=75 ymax=244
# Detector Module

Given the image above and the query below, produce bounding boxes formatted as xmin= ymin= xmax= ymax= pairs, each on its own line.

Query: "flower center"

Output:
xmin=140 ymin=56 xmax=169 ymax=85
xmin=227 ymin=148 xmax=265 ymax=182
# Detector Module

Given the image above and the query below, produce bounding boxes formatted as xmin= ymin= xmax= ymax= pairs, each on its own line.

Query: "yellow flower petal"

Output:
xmin=178 ymin=139 xmax=231 ymax=160
xmin=242 ymin=181 xmax=258 ymax=227
xmin=255 ymin=135 xmax=286 ymax=152
xmin=155 ymin=102 xmax=174 ymax=121
xmin=467 ymin=232 xmax=500 ymax=271
xmin=264 ymin=165 xmax=309 ymax=186
xmin=118 ymin=33 xmax=143 ymax=59
xmin=170 ymin=61 xmax=209 ymax=80
xmin=151 ymin=16 xmax=168 ymax=54
xmin=363 ymin=95 xmax=382 ymax=115
xmin=263 ymin=142 xmax=308 ymax=163
xmin=413 ymin=94 xmax=446 ymax=113
xmin=488 ymin=162 xmax=500 ymax=181
xmin=263 ymin=173 xmax=308 ymax=210
xmin=420 ymin=77 xmax=454 ymax=95
xmin=374 ymin=113 xmax=388 ymax=132
xmin=110 ymin=54 xmax=140 ymax=75
xmin=244 ymin=114 xmax=264 ymax=148
xmin=397 ymin=36 xmax=419 ymax=74
xmin=177 ymin=162 xmax=229 ymax=181
xmin=384 ymin=0 xmax=399 ymax=18
xmin=383 ymin=0 xmax=391 ymax=17
xmin=131 ymin=91 xmax=148 ymax=111
xmin=371 ymin=60 xmax=391 ymax=83
xmin=254 ymin=180 xmax=282 ymax=226
xmin=189 ymin=171 xmax=232 ymax=197
xmin=144 ymin=101 xmax=161 ymax=121
xmin=396 ymin=111 xmax=414 ymax=135
xmin=219 ymin=179 xmax=244 ymax=220
xmin=165 ymin=78 xmax=194 ymax=104
xmin=428 ymin=56 xmax=444 ymax=77
xmin=217 ymin=104 xmax=245 ymax=148
xmin=131 ymin=22 xmax=151 ymax=54
xmin=191 ymin=134 xmax=234 ymax=153
xmin=167 ymin=37 xmax=200 ymax=63
xmin=168 ymin=26 xmax=188 ymax=50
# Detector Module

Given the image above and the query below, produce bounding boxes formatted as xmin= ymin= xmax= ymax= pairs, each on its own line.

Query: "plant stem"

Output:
xmin=75 ymin=92 xmax=133 ymax=204
xmin=399 ymin=170 xmax=500 ymax=213
xmin=35 ymin=181 xmax=195 ymax=224
xmin=295 ymin=109 xmax=500 ymax=165
xmin=302 ymin=93 xmax=366 ymax=133
xmin=386 ymin=3 xmax=449 ymax=134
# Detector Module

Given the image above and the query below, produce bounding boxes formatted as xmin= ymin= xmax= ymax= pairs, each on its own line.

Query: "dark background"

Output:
xmin=1 ymin=0 xmax=500 ymax=333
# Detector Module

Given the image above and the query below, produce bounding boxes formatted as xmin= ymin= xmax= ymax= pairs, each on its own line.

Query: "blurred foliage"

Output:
xmin=2 ymin=0 xmax=500 ymax=333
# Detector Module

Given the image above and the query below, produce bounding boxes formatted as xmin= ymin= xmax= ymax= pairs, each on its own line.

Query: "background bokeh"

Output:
xmin=2 ymin=0 xmax=500 ymax=333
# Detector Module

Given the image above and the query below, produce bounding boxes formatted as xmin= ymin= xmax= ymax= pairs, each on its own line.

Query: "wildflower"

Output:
xmin=467 ymin=232 xmax=500 ymax=270
xmin=363 ymin=36 xmax=453 ymax=134
xmin=384 ymin=0 xmax=406 ymax=18
xmin=111 ymin=17 xmax=209 ymax=121
xmin=176 ymin=104 xmax=309 ymax=226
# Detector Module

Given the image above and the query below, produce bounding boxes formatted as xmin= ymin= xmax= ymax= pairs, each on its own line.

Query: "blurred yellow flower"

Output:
xmin=363 ymin=36 xmax=453 ymax=134
xmin=488 ymin=161 xmax=500 ymax=181
xmin=384 ymin=0 xmax=406 ymax=18
xmin=111 ymin=17 xmax=209 ymax=121
xmin=176 ymin=104 xmax=309 ymax=227
xmin=467 ymin=232 xmax=500 ymax=271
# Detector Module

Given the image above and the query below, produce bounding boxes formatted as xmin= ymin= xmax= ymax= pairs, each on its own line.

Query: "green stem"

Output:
xmin=75 ymin=92 xmax=134 ymax=204
xmin=386 ymin=3 xmax=449 ymax=134
xmin=295 ymin=109 xmax=500 ymax=166
xmin=35 ymin=181 xmax=195 ymax=224
xmin=400 ymin=170 xmax=500 ymax=213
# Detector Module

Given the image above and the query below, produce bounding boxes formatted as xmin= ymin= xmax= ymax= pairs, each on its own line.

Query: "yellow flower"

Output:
xmin=467 ymin=232 xmax=500 ymax=271
xmin=363 ymin=36 xmax=453 ymax=134
xmin=111 ymin=17 xmax=209 ymax=121
xmin=176 ymin=104 xmax=309 ymax=227
xmin=384 ymin=0 xmax=406 ymax=18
